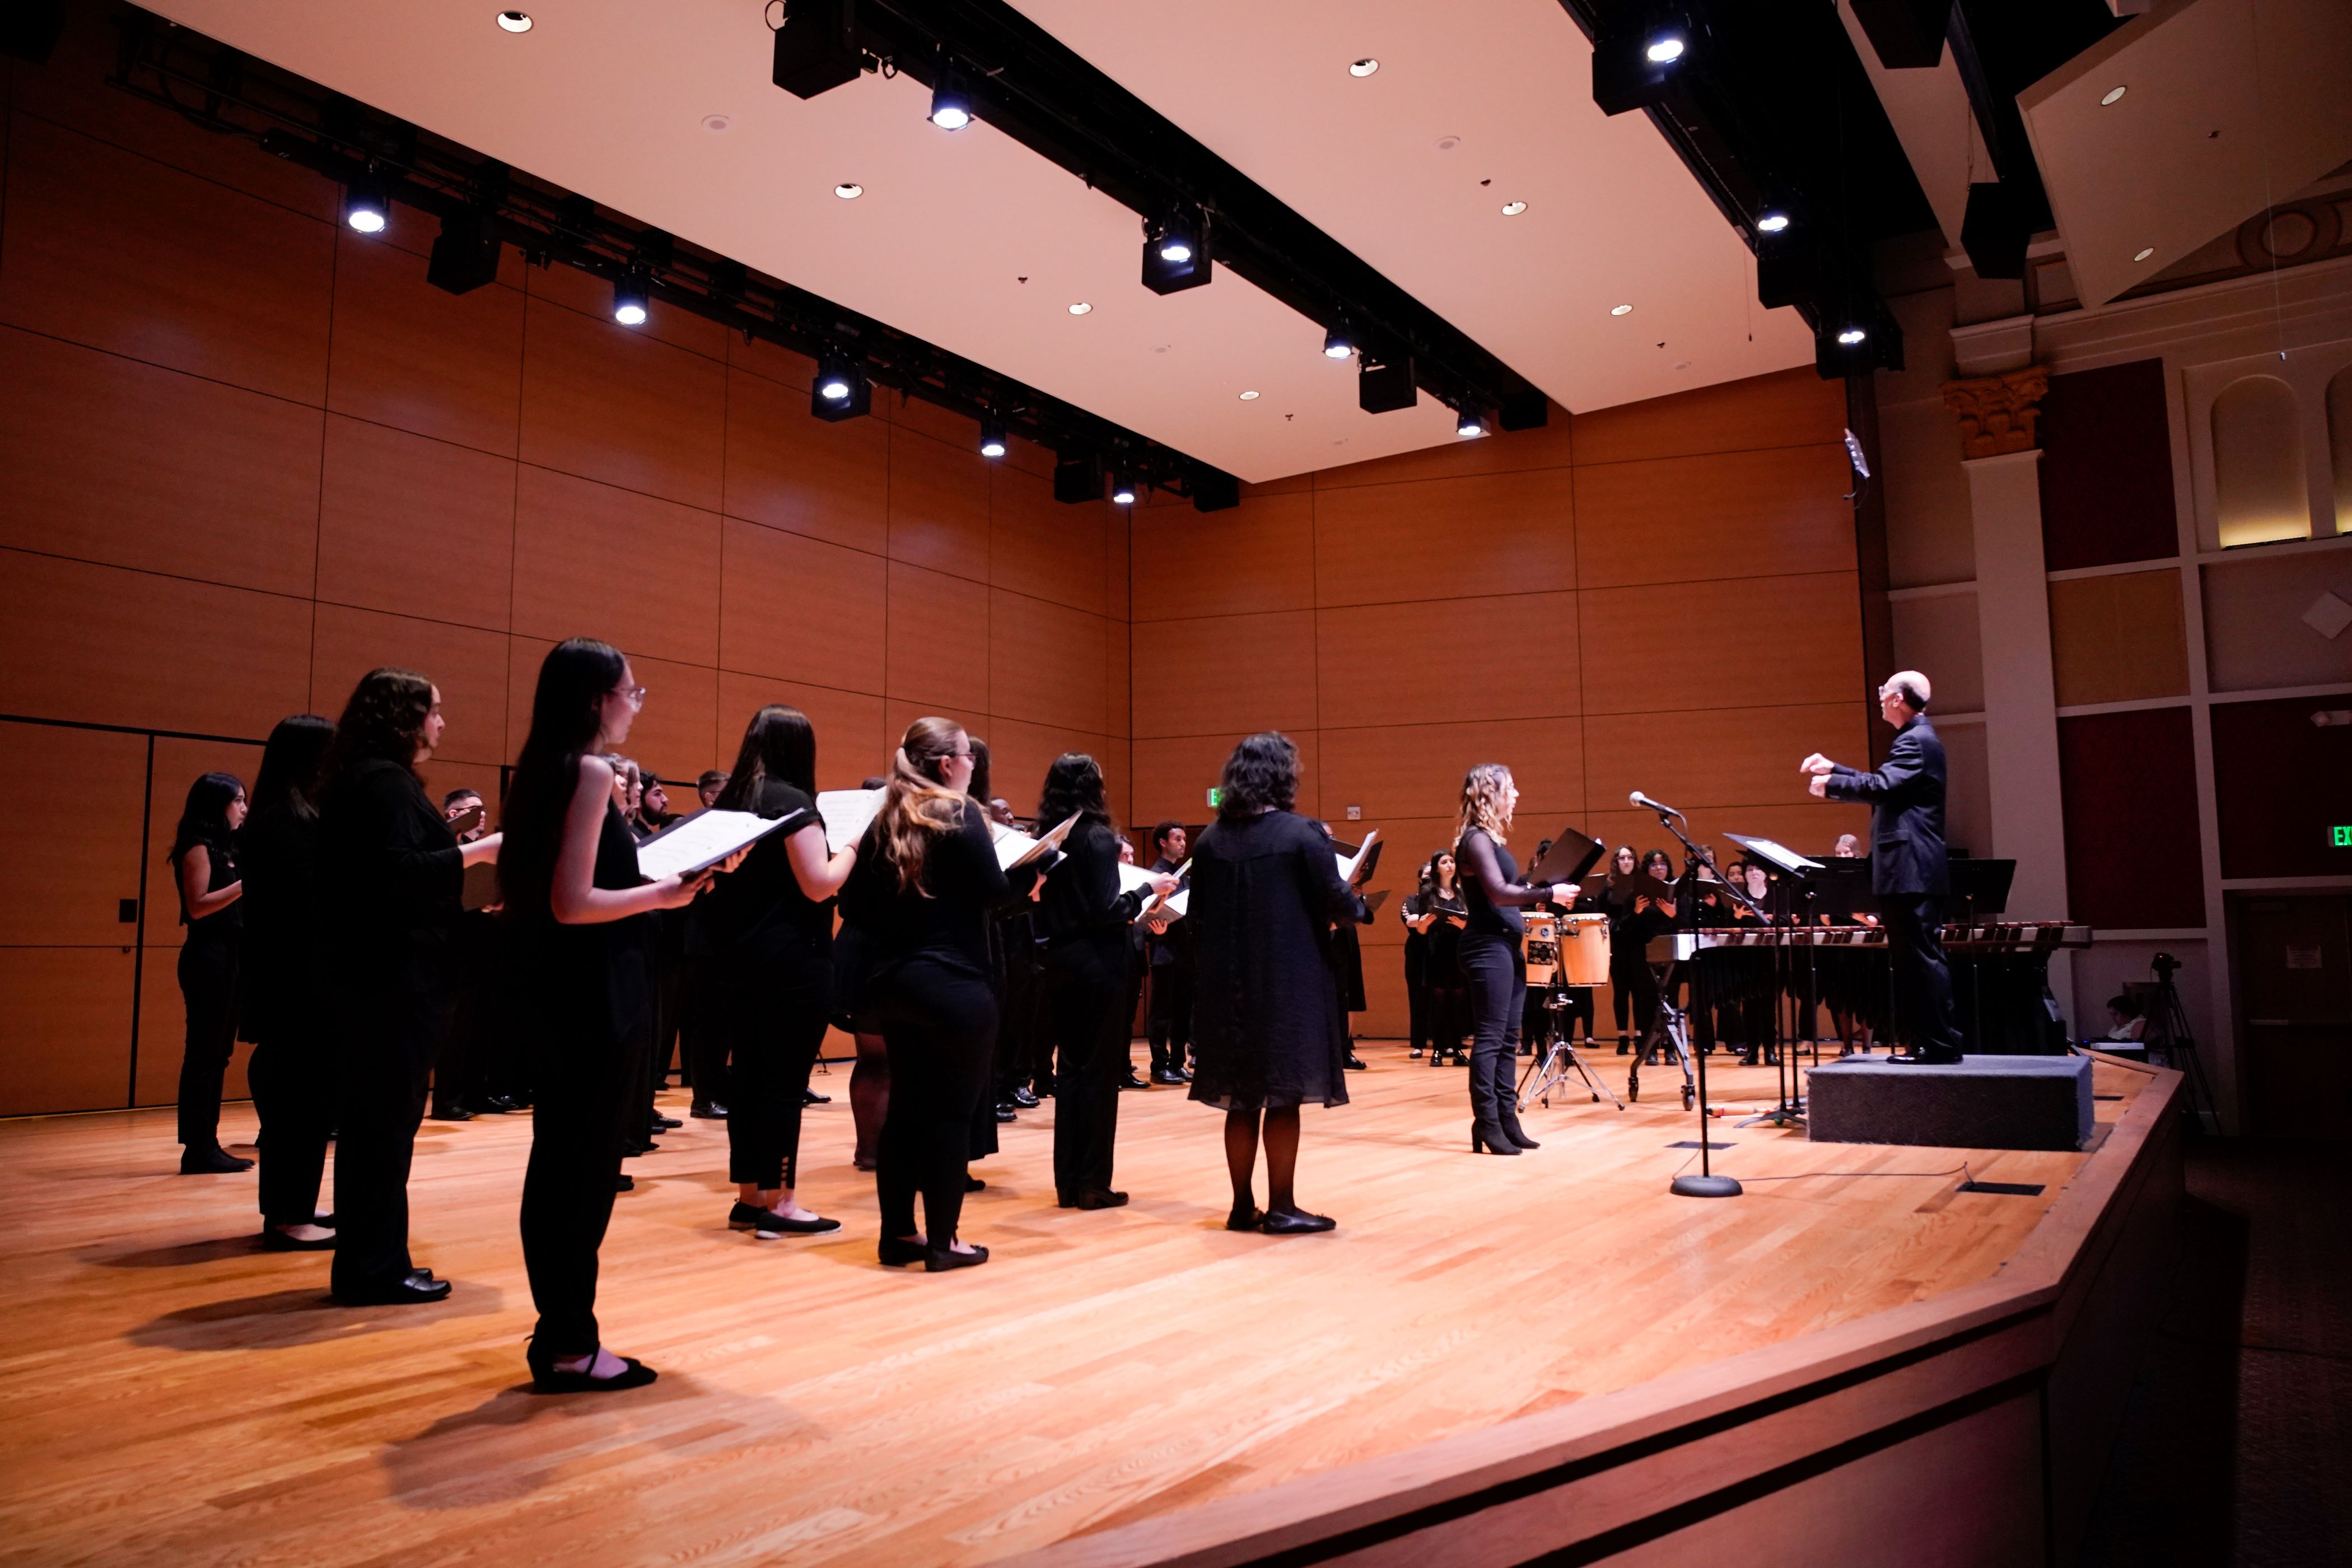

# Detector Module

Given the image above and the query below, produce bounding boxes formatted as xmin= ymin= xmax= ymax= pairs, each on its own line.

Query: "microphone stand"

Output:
xmin=1641 ymin=799 xmax=1747 ymax=1199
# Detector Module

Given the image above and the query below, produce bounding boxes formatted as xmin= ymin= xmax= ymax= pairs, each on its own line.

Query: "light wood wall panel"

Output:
xmin=510 ymin=466 xmax=723 ymax=666
xmin=1131 ymin=490 xmax=1315 ymax=622
xmin=314 ymin=415 xmax=517 ymax=631
xmin=0 ymin=721 xmax=147 ymax=949
xmin=1582 ymin=702 xmax=1865 ymax=814
xmin=1131 ymin=612 xmax=1318 ymax=738
xmin=1579 ymin=572 xmax=1862 ymax=715
xmin=309 ymin=604 xmax=512 ymax=768
xmin=1569 ymin=365 xmax=1847 ymax=465
xmin=1572 ymin=444 xmax=1854 ymax=589
xmin=0 ymin=949 xmax=136 ymax=1117
xmin=990 ymin=590 xmax=1109 ymax=735
xmin=717 ymin=671 xmax=886 ymax=791
xmin=991 ymin=464 xmax=1107 ymax=615
xmin=886 ymin=561 xmax=992 ymax=714
xmin=1313 ymin=468 xmax=1578 ymax=607
xmin=518 ymin=297 xmax=727 ymax=512
xmin=1315 ymin=592 xmax=1580 ymax=730
xmin=325 ymin=230 xmax=524 ymax=455
xmin=887 ymin=431 xmax=991 ymax=582
xmin=717 ymin=519 xmax=887 ymax=694
xmin=1319 ymin=719 xmax=1586 ymax=825
xmin=722 ymin=365 xmax=890 ymax=553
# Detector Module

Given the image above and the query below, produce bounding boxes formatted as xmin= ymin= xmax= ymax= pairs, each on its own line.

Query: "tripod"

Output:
xmin=2146 ymin=951 xmax=2216 ymax=1132
xmin=1519 ymin=985 xmax=1626 ymax=1112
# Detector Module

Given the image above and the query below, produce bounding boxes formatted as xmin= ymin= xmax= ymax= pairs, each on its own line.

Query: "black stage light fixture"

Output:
xmin=1959 ymin=181 xmax=2030 ymax=280
xmin=612 ymin=269 xmax=650 ymax=326
xmin=1499 ymin=390 xmax=1549 ymax=432
xmin=773 ymin=0 xmax=865 ymax=100
xmin=1109 ymin=472 xmax=1138 ymax=506
xmin=1191 ymin=470 xmax=1240 ymax=513
xmin=978 ymin=417 xmax=1007 ymax=459
xmin=1455 ymin=406 xmax=1489 ymax=439
xmin=1813 ymin=302 xmax=1902 ymax=378
xmin=342 ymin=174 xmax=390 ymax=235
xmin=928 ymin=63 xmax=973 ymax=130
xmin=811 ymin=349 xmax=871 ymax=420
xmin=426 ymin=207 xmax=502 ymax=295
xmin=1757 ymin=239 xmax=1822 ymax=310
xmin=1357 ymin=349 xmax=1415 ymax=414
xmin=1053 ymin=454 xmax=1101 ymax=504
xmin=1141 ymin=207 xmax=1211 ymax=295
xmin=1 ymin=0 xmax=69 ymax=66
xmin=1322 ymin=325 xmax=1355 ymax=360
xmin=1592 ymin=12 xmax=1691 ymax=117
xmin=1847 ymin=0 xmax=1952 ymax=69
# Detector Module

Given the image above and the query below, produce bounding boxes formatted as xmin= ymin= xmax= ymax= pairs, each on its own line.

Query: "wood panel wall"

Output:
xmin=1130 ymin=369 xmax=1874 ymax=1036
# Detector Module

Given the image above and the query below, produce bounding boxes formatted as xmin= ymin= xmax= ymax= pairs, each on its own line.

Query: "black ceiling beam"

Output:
xmin=101 ymin=6 xmax=1235 ymax=506
xmin=825 ymin=0 xmax=1546 ymax=424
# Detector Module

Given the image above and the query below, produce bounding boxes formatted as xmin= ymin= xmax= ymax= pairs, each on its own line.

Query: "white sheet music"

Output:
xmin=1338 ymin=828 xmax=1380 ymax=886
xmin=991 ymin=811 xmax=1080 ymax=871
xmin=634 ymin=809 xmax=796 ymax=881
xmin=1724 ymin=833 xmax=1822 ymax=874
xmin=816 ymin=789 xmax=883 ymax=854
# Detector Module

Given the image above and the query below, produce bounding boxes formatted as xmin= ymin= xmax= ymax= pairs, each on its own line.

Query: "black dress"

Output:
xmin=1036 ymin=822 xmax=1151 ymax=1198
xmin=1187 ymin=810 xmax=1364 ymax=1112
xmin=686 ymin=780 xmax=832 ymax=1191
xmin=238 ymin=804 xmax=333 ymax=1226
xmin=516 ymin=792 xmax=654 ymax=1356
xmin=172 ymin=838 xmax=241 ymax=1154
xmin=316 ymin=759 xmax=464 ymax=1299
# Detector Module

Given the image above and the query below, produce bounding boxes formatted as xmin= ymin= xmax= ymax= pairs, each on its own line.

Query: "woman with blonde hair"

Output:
xmin=1453 ymin=764 xmax=1576 ymax=1155
xmin=837 ymin=717 xmax=1046 ymax=1271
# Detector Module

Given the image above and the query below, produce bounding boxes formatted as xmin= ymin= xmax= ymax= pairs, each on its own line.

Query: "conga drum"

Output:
xmin=1557 ymin=913 xmax=1611 ymax=984
xmin=1522 ymin=910 xmax=1560 ymax=986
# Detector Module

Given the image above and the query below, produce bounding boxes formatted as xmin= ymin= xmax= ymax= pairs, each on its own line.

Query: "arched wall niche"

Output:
xmin=2210 ymin=374 xmax=2309 ymax=548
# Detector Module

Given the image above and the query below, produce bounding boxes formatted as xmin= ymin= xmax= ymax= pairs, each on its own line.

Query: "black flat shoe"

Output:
xmin=1011 ymin=1086 xmax=1039 ymax=1108
xmin=1345 ymin=1053 xmax=1368 ymax=1070
xmin=1118 ymin=1074 xmax=1149 ymax=1091
xmin=1152 ymin=1068 xmax=1186 ymax=1085
xmin=615 ymin=1174 xmax=634 ymax=1192
xmin=878 ymin=1236 xmax=929 ymax=1267
xmin=432 ymin=1105 xmax=475 ymax=1122
xmin=259 ymin=1227 xmax=337 ymax=1252
xmin=965 ymin=1175 xmax=986 ymax=1192
xmin=179 ymin=1146 xmax=253 ymax=1175
xmin=1065 ymin=1189 xmax=1128 ymax=1211
xmin=334 ymin=1273 xmax=451 ymax=1306
xmin=728 ymin=1201 xmax=840 ymax=1235
xmin=803 ymin=1088 xmax=831 ymax=1104
xmin=650 ymin=1114 xmax=683 ymax=1131
xmin=1259 ymin=1209 xmax=1336 ymax=1235
xmin=527 ymin=1344 xmax=659 ymax=1394
xmin=925 ymin=1243 xmax=990 ymax=1272
xmin=690 ymin=1101 xmax=729 ymax=1119
xmin=993 ymin=1105 xmax=1017 ymax=1123
xmin=1225 ymin=1204 xmax=1262 ymax=1232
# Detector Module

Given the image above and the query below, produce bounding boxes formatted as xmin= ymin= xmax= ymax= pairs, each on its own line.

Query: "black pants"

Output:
xmin=874 ymin=957 xmax=996 ymax=1245
xmin=329 ymin=1033 xmax=431 ymax=1298
xmin=1610 ymin=953 xmax=1657 ymax=1036
xmin=175 ymin=934 xmax=239 ymax=1150
xmin=519 ymin=1026 xmax=634 ymax=1356
xmin=248 ymin=1028 xmax=334 ymax=1228
xmin=1146 ymin=958 xmax=1192 ymax=1075
xmin=1404 ymin=939 xmax=1429 ymax=1052
xmin=716 ymin=961 xmax=829 ymax=1189
xmin=1884 ymin=895 xmax=1962 ymax=1054
xmin=1459 ymin=931 xmax=1525 ymax=1127
xmin=682 ymin=976 xmax=730 ymax=1107
xmin=1045 ymin=938 xmax=1126 ymax=1197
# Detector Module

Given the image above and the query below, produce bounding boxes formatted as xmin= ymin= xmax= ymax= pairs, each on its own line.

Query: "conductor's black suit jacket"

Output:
xmin=1824 ymin=716 xmax=1949 ymax=897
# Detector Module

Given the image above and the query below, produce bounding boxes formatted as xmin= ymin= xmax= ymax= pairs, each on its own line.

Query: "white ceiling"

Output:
xmin=142 ymin=0 xmax=1815 ymax=481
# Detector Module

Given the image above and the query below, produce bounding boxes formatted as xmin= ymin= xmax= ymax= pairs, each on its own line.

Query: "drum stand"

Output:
xmin=1627 ymin=969 xmax=1697 ymax=1113
xmin=1519 ymin=988 xmax=1626 ymax=1112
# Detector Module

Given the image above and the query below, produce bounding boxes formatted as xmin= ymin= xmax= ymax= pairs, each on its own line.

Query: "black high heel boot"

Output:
xmin=1471 ymin=1123 xmax=1523 ymax=1155
xmin=1498 ymin=1112 xmax=1540 ymax=1150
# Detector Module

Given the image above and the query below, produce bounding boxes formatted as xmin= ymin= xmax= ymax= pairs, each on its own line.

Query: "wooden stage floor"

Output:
xmin=0 ymin=1045 xmax=2149 ymax=1567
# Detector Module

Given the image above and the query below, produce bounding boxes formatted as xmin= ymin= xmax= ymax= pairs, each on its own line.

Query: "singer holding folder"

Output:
xmin=1454 ymin=766 xmax=1575 ymax=1156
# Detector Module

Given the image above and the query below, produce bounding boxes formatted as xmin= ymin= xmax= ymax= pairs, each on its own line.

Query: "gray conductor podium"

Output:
xmin=1807 ymin=1054 xmax=2095 ymax=1151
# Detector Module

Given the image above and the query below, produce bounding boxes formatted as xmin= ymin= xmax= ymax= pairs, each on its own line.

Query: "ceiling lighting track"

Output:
xmin=102 ymin=10 xmax=1239 ymax=510
xmin=772 ymin=0 xmax=1549 ymax=430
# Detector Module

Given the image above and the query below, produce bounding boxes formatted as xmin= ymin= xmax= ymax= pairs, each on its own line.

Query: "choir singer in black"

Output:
xmin=1800 ymin=670 xmax=1961 ymax=1065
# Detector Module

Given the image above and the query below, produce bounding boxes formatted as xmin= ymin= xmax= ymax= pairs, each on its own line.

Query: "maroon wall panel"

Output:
xmin=2057 ymin=706 xmax=2205 ymax=929
xmin=2038 ymin=359 xmax=2179 ymax=572
xmin=2210 ymin=696 xmax=2352 ymax=880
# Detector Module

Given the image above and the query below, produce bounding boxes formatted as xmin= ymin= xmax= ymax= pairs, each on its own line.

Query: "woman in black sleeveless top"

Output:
xmin=690 ymin=704 xmax=857 ymax=1238
xmin=1453 ymin=764 xmax=1576 ymax=1155
xmin=500 ymin=638 xmax=717 ymax=1391
xmin=169 ymin=772 xmax=248 ymax=1174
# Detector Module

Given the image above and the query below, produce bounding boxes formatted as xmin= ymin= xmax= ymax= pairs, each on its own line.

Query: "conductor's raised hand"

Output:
xmin=1800 ymin=752 xmax=1836 ymax=777
xmin=1808 ymin=773 xmax=1830 ymax=799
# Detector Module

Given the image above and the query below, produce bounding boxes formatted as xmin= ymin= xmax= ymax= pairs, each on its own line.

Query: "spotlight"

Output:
xmin=810 ymin=350 xmax=870 ymax=421
xmin=978 ymin=417 xmax=1007 ymax=459
xmin=342 ymin=176 xmax=389 ymax=235
xmin=612 ymin=271 xmax=649 ymax=326
xmin=1323 ymin=326 xmax=1355 ymax=360
xmin=928 ymin=66 xmax=973 ymax=130
xmin=1756 ymin=209 xmax=1790 ymax=234
xmin=496 ymin=11 xmax=533 ymax=34
xmin=1455 ymin=408 xmax=1487 ymax=438
xmin=1110 ymin=473 xmax=1137 ymax=506
xmin=1836 ymin=326 xmax=1867 ymax=346
xmin=1645 ymin=35 xmax=1686 ymax=62
xmin=1142 ymin=206 xmax=1211 ymax=294
xmin=1812 ymin=303 xmax=1901 ymax=376
xmin=1593 ymin=14 xmax=1692 ymax=116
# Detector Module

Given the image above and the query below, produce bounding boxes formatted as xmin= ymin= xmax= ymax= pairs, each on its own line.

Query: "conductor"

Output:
xmin=1800 ymin=671 xmax=1962 ymax=1065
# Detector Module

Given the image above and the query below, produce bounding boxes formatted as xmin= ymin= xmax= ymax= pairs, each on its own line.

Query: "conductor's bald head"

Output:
xmin=1878 ymin=671 xmax=1930 ymax=726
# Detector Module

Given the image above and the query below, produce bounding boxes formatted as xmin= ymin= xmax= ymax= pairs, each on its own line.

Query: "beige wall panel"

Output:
xmin=1105 ymin=618 xmax=1132 ymax=739
xmin=0 ymin=550 xmax=312 ymax=737
xmin=1317 ymin=592 xmax=1580 ymax=730
xmin=1130 ymin=730 xmax=1324 ymax=824
xmin=1312 ymin=414 xmax=1578 ymax=491
xmin=1131 ymin=611 xmax=1319 ymax=739
xmin=2201 ymin=550 xmax=2352 ymax=692
xmin=2047 ymin=570 xmax=2191 ymax=707
xmin=511 ymin=466 xmax=721 ymax=667
xmin=1319 ymin=719 xmax=1586 ymax=826
xmin=315 ymin=415 xmax=516 ymax=631
xmin=982 ymin=717 xmax=1116 ymax=817
xmin=1573 ymin=444 xmax=1854 ymax=590
xmin=721 ymin=366 xmax=889 ymax=556
xmin=718 ymin=671 xmax=886 ymax=791
xmin=1939 ymin=719 xmax=1995 ymax=859
xmin=1131 ymin=490 xmax=1315 ymax=622
xmin=1581 ymin=800 xmax=1870 ymax=867
xmin=526 ymin=263 xmax=727 ymax=361
xmin=0 ymin=949 xmax=134 ymax=1116
xmin=0 ymin=721 xmax=147 ymax=948
xmin=990 ymin=592 xmax=1108 ymax=734
xmin=1313 ymin=468 xmax=1578 ymax=608
xmin=0 ymin=328 xmax=323 ymax=596
xmin=884 ymin=561 xmax=991 ymax=715
xmin=0 ymin=116 xmax=333 ymax=404
xmin=326 ymin=235 xmax=524 ymax=457
xmin=1881 ymin=400 xmax=1977 ymax=589
xmin=309 ymin=604 xmax=511 ymax=767
xmin=989 ymin=464 xmax=1106 ymax=616
xmin=1584 ymin=702 xmax=1863 ymax=814
xmin=603 ymin=653 xmax=718 ymax=786
xmin=886 ymin=430 xmax=991 ymax=583
xmin=1571 ymin=366 xmax=1845 ymax=466
xmin=1889 ymin=591 xmax=1986 ymax=713
xmin=1580 ymin=572 xmax=1860 ymax=714
xmin=517 ymin=298 xmax=726 ymax=512
xmin=717 ymin=519 xmax=886 ymax=695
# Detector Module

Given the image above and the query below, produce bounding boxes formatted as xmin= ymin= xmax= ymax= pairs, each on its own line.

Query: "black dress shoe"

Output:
xmin=179 ymin=1145 xmax=253 ymax=1174
xmin=650 ymin=1114 xmax=683 ymax=1131
xmin=878 ymin=1236 xmax=929 ymax=1267
xmin=1011 ymin=1086 xmax=1040 ymax=1108
xmin=965 ymin=1174 xmax=987 ymax=1192
xmin=1151 ymin=1068 xmax=1186 ymax=1085
xmin=729 ymin=1202 xmax=841 ymax=1235
xmin=993 ymin=1104 xmax=1017 ymax=1123
xmin=1888 ymin=1048 xmax=1963 ymax=1065
xmin=925 ymin=1243 xmax=990 ymax=1272
xmin=432 ymin=1104 xmax=475 ymax=1122
xmin=1225 ymin=1203 xmax=1262 ymax=1232
xmin=690 ymin=1101 xmax=729 ymax=1119
xmin=1060 ymin=1188 xmax=1128 ymax=1210
xmin=615 ymin=1174 xmax=634 ymax=1192
xmin=259 ymin=1226 xmax=337 ymax=1252
xmin=527 ymin=1343 xmax=659 ymax=1394
xmin=335 ymin=1273 xmax=451 ymax=1306
xmin=473 ymin=1095 xmax=519 ymax=1114
xmin=803 ymin=1088 xmax=832 ymax=1104
xmin=1259 ymin=1209 xmax=1336 ymax=1235
xmin=1345 ymin=1053 xmax=1368 ymax=1070
xmin=1118 ymin=1072 xmax=1149 ymax=1091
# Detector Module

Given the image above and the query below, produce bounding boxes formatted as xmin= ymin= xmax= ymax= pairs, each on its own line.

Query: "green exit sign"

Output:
xmin=1207 ymin=786 xmax=1224 ymax=808
xmin=2335 ymin=825 xmax=2352 ymax=848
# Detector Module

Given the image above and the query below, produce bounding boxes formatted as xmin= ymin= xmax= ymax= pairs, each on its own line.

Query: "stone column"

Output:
xmin=1943 ymin=368 xmax=2076 ymax=1026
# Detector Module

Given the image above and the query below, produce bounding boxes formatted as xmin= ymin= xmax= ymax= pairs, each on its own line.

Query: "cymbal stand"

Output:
xmin=1520 ymin=987 xmax=1625 ymax=1112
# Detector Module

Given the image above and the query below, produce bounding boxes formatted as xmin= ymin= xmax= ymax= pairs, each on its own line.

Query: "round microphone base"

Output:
xmin=1669 ymin=1174 xmax=1743 ymax=1199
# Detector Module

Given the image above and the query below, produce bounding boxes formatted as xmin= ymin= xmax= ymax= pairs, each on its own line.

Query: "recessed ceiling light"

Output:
xmin=2101 ymin=85 xmax=2127 ymax=106
xmin=835 ymin=183 xmax=862 ymax=198
xmin=2134 ymin=246 xmax=2155 ymax=262
xmin=1350 ymin=58 xmax=1379 ymax=77
xmin=1501 ymin=200 xmax=1527 ymax=216
xmin=496 ymin=10 xmax=533 ymax=33
xmin=1609 ymin=303 xmax=1633 ymax=316
xmin=1436 ymin=136 xmax=1460 ymax=152
xmin=1238 ymin=390 xmax=1260 ymax=400
xmin=702 ymin=114 xmax=732 ymax=133
xmin=1068 ymin=301 xmax=1091 ymax=315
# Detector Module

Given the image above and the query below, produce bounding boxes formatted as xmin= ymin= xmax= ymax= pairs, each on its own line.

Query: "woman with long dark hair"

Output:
xmin=837 ymin=717 xmax=1043 ymax=1271
xmin=239 ymin=715 xmax=338 ymax=1244
xmin=1034 ymin=753 xmax=1173 ymax=1210
xmin=1187 ymin=732 xmax=1362 ymax=1234
xmin=1453 ymin=765 xmax=1575 ymax=1156
xmin=315 ymin=669 xmax=500 ymax=1304
xmin=1403 ymin=850 xmax=1470 ymax=1065
xmin=690 ymin=704 xmax=857 ymax=1239
xmin=1598 ymin=846 xmax=1646 ymax=1054
xmin=170 ymin=772 xmax=248 ymax=1174
xmin=501 ymin=638 xmax=715 ymax=1389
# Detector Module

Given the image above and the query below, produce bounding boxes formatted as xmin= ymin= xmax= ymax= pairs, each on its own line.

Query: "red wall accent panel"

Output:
xmin=2057 ymin=706 xmax=2205 ymax=928
xmin=2038 ymin=359 xmax=2179 ymax=572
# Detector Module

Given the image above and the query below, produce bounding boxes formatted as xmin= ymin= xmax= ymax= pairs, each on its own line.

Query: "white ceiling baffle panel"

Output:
xmin=141 ymin=0 xmax=1466 ymax=481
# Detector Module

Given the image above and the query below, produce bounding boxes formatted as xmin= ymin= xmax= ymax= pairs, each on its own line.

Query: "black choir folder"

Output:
xmin=1525 ymin=826 xmax=1604 ymax=890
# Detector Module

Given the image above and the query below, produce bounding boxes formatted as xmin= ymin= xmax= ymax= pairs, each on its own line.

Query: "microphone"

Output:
xmin=1630 ymin=790 xmax=1683 ymax=818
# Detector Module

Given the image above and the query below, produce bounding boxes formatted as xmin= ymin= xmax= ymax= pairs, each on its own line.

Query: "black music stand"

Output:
xmin=1637 ymin=802 xmax=1762 ymax=1198
xmin=1724 ymin=834 xmax=1824 ymax=1130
